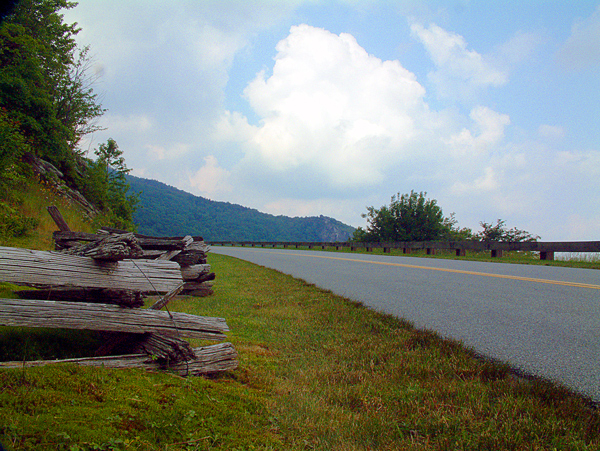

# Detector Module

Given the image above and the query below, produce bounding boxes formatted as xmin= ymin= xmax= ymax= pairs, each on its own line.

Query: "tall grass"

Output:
xmin=0 ymin=174 xmax=97 ymax=250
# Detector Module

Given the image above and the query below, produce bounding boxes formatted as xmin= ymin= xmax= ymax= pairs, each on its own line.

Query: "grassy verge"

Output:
xmin=1 ymin=253 xmax=598 ymax=450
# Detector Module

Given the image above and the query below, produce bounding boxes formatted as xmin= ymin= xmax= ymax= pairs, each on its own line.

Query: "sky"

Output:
xmin=63 ymin=1 xmax=600 ymax=240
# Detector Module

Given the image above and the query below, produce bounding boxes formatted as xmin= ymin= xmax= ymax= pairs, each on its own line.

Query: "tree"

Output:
xmin=353 ymin=191 xmax=452 ymax=242
xmin=0 ymin=1 xmax=18 ymax=22
xmin=0 ymin=0 xmax=104 ymax=185
xmin=55 ymin=44 xmax=106 ymax=152
xmin=476 ymin=219 xmax=539 ymax=242
xmin=0 ymin=107 xmax=30 ymax=176
xmin=84 ymin=139 xmax=139 ymax=230
xmin=441 ymin=212 xmax=473 ymax=241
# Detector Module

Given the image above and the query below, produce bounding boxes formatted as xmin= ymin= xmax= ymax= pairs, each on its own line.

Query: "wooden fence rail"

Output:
xmin=0 ymin=342 xmax=238 ymax=376
xmin=0 ymin=298 xmax=228 ymax=340
xmin=0 ymin=208 xmax=236 ymax=376
xmin=207 ymin=240 xmax=600 ymax=261
xmin=0 ymin=246 xmax=183 ymax=292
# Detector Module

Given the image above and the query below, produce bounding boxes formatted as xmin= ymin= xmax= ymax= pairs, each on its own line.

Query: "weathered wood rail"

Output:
xmin=0 ymin=246 xmax=183 ymax=292
xmin=0 ymin=342 xmax=238 ymax=376
xmin=0 ymin=207 xmax=235 ymax=375
xmin=0 ymin=299 xmax=228 ymax=340
xmin=207 ymin=240 xmax=600 ymax=260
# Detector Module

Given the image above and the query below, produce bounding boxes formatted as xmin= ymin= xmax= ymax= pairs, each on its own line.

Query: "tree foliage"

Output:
xmin=83 ymin=139 xmax=139 ymax=230
xmin=475 ymin=219 xmax=539 ymax=242
xmin=353 ymin=190 xmax=540 ymax=243
xmin=0 ymin=0 xmax=103 ymax=185
xmin=0 ymin=0 xmax=136 ymax=234
xmin=0 ymin=107 xmax=30 ymax=175
xmin=353 ymin=191 xmax=455 ymax=242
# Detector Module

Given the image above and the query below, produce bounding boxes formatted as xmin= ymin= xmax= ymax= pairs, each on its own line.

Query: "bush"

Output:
xmin=476 ymin=219 xmax=539 ymax=242
xmin=0 ymin=201 xmax=38 ymax=238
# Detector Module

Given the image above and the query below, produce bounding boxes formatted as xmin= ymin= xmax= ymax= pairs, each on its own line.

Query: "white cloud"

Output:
xmin=556 ymin=5 xmax=600 ymax=72
xmin=145 ymin=143 xmax=189 ymax=161
xmin=445 ymin=106 xmax=510 ymax=156
xmin=564 ymin=214 xmax=600 ymax=241
xmin=238 ymin=24 xmax=427 ymax=188
xmin=555 ymin=149 xmax=600 ymax=177
xmin=492 ymin=30 xmax=543 ymax=68
xmin=451 ymin=166 xmax=500 ymax=194
xmin=63 ymin=2 xmax=600 ymax=240
xmin=188 ymin=155 xmax=232 ymax=197
xmin=212 ymin=111 xmax=257 ymax=143
xmin=410 ymin=22 xmax=507 ymax=99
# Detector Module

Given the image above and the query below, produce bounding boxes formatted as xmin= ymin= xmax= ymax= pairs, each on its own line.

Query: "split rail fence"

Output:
xmin=0 ymin=207 xmax=237 ymax=376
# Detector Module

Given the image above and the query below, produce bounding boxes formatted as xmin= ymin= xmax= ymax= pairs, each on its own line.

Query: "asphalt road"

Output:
xmin=210 ymin=246 xmax=600 ymax=402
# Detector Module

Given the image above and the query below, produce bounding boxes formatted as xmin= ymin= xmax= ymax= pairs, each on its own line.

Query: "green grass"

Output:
xmin=0 ymin=174 xmax=98 ymax=251
xmin=1 ymin=253 xmax=598 ymax=450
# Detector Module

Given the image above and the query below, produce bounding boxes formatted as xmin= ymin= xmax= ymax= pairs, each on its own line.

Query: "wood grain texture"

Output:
xmin=0 ymin=246 xmax=183 ymax=292
xmin=0 ymin=342 xmax=238 ymax=376
xmin=0 ymin=298 xmax=228 ymax=339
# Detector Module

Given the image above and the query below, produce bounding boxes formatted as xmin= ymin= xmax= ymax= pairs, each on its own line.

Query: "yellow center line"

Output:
xmin=238 ymin=248 xmax=600 ymax=290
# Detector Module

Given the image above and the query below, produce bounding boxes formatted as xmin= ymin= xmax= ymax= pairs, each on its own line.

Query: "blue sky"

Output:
xmin=64 ymin=1 xmax=600 ymax=240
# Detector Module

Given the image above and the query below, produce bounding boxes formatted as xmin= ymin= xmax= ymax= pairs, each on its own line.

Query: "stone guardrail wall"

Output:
xmin=207 ymin=240 xmax=600 ymax=261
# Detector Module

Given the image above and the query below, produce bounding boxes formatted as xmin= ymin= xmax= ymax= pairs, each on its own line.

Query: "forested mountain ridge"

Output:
xmin=127 ymin=175 xmax=355 ymax=241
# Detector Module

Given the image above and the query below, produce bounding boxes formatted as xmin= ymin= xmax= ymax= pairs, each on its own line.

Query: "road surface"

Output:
xmin=210 ymin=246 xmax=600 ymax=402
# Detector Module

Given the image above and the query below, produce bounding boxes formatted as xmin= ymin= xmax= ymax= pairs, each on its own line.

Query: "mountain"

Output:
xmin=127 ymin=175 xmax=356 ymax=241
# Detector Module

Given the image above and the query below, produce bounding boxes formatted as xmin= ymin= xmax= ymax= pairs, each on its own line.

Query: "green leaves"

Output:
xmin=355 ymin=192 xmax=539 ymax=243
xmin=83 ymin=139 xmax=139 ymax=230
xmin=0 ymin=0 xmax=103 ymax=186
xmin=355 ymin=190 xmax=450 ymax=242
xmin=476 ymin=219 xmax=539 ymax=242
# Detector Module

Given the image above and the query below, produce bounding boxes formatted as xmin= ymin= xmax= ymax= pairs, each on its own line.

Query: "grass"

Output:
xmin=1 ymin=174 xmax=97 ymax=251
xmin=1 ymin=253 xmax=598 ymax=450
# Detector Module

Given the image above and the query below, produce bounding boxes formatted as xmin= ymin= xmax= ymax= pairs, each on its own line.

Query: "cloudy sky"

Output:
xmin=63 ymin=1 xmax=600 ymax=240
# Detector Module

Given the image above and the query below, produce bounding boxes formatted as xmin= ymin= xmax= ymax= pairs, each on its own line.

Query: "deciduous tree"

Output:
xmin=476 ymin=219 xmax=539 ymax=242
xmin=353 ymin=191 xmax=452 ymax=242
xmin=0 ymin=0 xmax=103 ymax=185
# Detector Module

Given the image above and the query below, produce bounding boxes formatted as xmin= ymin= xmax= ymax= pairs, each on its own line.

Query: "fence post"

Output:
xmin=540 ymin=251 xmax=555 ymax=260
